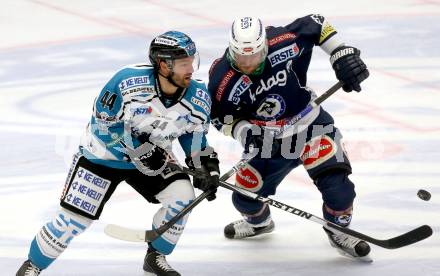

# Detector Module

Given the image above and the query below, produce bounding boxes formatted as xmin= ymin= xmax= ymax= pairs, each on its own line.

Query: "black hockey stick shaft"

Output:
xmin=174 ymin=165 xmax=432 ymax=249
xmin=282 ymin=81 xmax=343 ymax=127
xmin=144 ymin=159 xmax=249 ymax=242
xmin=143 ymin=81 xmax=343 ymax=241
xmin=222 ymin=181 xmax=433 ymax=249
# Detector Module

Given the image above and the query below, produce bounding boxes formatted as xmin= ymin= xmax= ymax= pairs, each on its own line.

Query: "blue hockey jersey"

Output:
xmin=208 ymin=14 xmax=340 ymax=138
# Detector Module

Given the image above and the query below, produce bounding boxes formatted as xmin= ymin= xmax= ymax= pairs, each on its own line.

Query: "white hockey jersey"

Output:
xmin=80 ymin=64 xmax=212 ymax=169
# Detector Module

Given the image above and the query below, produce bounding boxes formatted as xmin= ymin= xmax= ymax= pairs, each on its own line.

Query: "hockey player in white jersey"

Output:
xmin=16 ymin=31 xmax=220 ymax=276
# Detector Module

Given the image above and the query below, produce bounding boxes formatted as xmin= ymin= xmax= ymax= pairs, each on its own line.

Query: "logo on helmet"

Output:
xmin=154 ymin=37 xmax=177 ymax=46
xmin=240 ymin=17 xmax=252 ymax=29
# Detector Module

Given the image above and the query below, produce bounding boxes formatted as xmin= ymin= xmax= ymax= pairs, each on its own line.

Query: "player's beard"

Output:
xmin=238 ymin=65 xmax=258 ymax=75
xmin=171 ymin=73 xmax=192 ymax=88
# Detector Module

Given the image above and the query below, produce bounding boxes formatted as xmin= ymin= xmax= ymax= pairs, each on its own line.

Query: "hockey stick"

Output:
xmin=104 ymin=81 xmax=343 ymax=242
xmin=104 ymin=159 xmax=249 ymax=243
xmin=273 ymin=80 xmax=343 ymax=136
xmin=169 ymin=165 xmax=433 ymax=250
xmin=105 ymin=81 xmax=344 ymax=242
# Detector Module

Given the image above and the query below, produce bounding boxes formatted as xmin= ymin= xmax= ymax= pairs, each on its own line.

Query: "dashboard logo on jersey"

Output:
xmin=255 ymin=94 xmax=286 ymax=120
xmin=235 ymin=164 xmax=263 ymax=192
xmin=301 ymin=135 xmax=337 ymax=170
xmin=118 ymin=76 xmax=150 ymax=91
xmin=268 ymin=43 xmax=300 ymax=67
xmin=228 ymin=75 xmax=252 ymax=105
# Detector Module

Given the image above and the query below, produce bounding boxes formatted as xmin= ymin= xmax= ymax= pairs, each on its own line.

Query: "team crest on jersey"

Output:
xmin=95 ymin=111 xmax=117 ymax=132
xmin=118 ymin=76 xmax=150 ymax=91
xmin=301 ymin=135 xmax=337 ymax=170
xmin=255 ymin=94 xmax=286 ymax=120
xmin=235 ymin=163 xmax=263 ymax=192
xmin=228 ymin=75 xmax=252 ymax=105
xmin=268 ymin=43 xmax=300 ymax=67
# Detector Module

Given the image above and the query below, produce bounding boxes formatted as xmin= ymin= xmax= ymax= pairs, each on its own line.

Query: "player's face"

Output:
xmin=234 ymin=49 xmax=266 ymax=75
xmin=171 ymin=55 xmax=199 ymax=87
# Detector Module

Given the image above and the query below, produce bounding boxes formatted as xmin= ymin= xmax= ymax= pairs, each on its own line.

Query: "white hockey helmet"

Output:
xmin=228 ymin=17 xmax=268 ymax=73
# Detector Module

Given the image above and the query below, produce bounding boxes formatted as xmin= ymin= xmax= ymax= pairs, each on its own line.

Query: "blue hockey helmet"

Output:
xmin=148 ymin=31 xmax=199 ymax=70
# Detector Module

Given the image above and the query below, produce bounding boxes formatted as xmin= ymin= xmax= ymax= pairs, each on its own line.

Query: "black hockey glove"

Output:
xmin=330 ymin=45 xmax=369 ymax=92
xmin=137 ymin=133 xmax=167 ymax=171
xmin=185 ymin=148 xmax=220 ymax=201
xmin=234 ymin=121 xmax=279 ymax=155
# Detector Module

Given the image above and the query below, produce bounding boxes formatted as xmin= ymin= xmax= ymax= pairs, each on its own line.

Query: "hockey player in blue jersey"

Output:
xmin=208 ymin=15 xmax=371 ymax=261
xmin=17 ymin=31 xmax=220 ymax=276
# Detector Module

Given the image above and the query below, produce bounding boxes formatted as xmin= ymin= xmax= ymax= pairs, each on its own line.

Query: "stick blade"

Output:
xmin=104 ymin=224 xmax=146 ymax=243
xmin=383 ymin=225 xmax=433 ymax=249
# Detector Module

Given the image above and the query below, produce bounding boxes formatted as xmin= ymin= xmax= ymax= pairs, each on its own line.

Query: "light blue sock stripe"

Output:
xmin=28 ymin=238 xmax=55 ymax=270
xmin=151 ymin=236 xmax=176 ymax=255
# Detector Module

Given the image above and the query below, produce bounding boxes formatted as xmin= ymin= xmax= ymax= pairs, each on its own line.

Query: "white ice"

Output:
xmin=0 ymin=0 xmax=439 ymax=275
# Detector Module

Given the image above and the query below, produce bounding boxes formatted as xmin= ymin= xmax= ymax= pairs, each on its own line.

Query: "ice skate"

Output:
xmin=224 ymin=219 xmax=275 ymax=239
xmin=324 ymin=227 xmax=372 ymax=262
xmin=143 ymin=248 xmax=181 ymax=276
xmin=16 ymin=260 xmax=41 ymax=276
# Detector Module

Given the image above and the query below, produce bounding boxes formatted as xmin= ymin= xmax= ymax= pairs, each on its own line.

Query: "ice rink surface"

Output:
xmin=1 ymin=0 xmax=439 ymax=275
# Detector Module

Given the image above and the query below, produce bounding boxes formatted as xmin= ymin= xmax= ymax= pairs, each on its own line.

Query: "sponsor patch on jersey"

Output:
xmin=132 ymin=106 xmax=153 ymax=116
xmin=118 ymin=76 xmax=150 ymax=91
xmin=268 ymin=43 xmax=300 ymax=67
xmin=252 ymin=70 xmax=287 ymax=102
xmin=216 ymin=69 xmax=236 ymax=101
xmin=63 ymin=167 xmax=111 ymax=216
xmin=235 ymin=163 xmax=263 ymax=192
xmin=301 ymin=135 xmax=337 ymax=170
xmin=268 ymin=33 xmax=296 ymax=47
xmin=319 ymin=21 xmax=337 ymax=44
xmin=191 ymin=97 xmax=210 ymax=114
xmin=195 ymin=88 xmax=212 ymax=106
xmin=255 ymin=94 xmax=286 ymax=120
xmin=228 ymin=75 xmax=252 ymax=105
xmin=121 ymin=85 xmax=155 ymax=96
